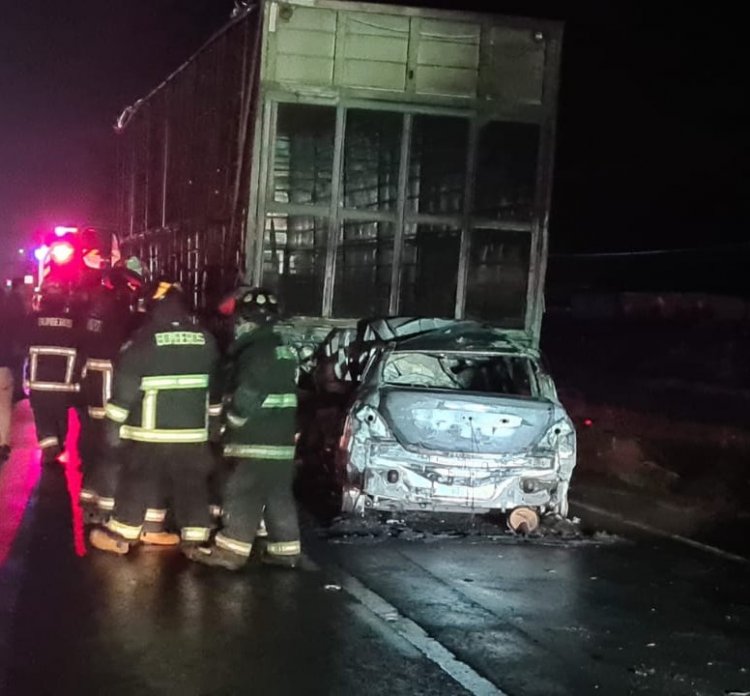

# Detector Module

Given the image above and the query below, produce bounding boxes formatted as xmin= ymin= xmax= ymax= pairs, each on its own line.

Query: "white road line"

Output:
xmin=340 ymin=572 xmax=507 ymax=696
xmin=572 ymin=500 xmax=749 ymax=564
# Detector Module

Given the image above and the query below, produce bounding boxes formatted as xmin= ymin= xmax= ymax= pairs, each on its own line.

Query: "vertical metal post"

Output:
xmin=322 ymin=105 xmax=346 ymax=318
xmin=526 ymin=29 xmax=563 ymax=345
xmin=389 ymin=113 xmax=412 ymax=315
xmin=454 ymin=119 xmax=479 ymax=319
xmin=250 ymin=100 xmax=275 ymax=285
xmin=161 ymin=114 xmax=170 ymax=229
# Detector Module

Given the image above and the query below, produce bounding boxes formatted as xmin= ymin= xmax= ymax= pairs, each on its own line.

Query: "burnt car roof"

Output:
xmin=391 ymin=321 xmax=535 ymax=355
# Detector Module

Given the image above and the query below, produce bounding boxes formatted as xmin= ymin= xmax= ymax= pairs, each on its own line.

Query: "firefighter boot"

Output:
xmin=184 ymin=545 xmax=247 ymax=571
xmin=140 ymin=531 xmax=181 ymax=546
xmin=89 ymin=528 xmax=130 ymax=555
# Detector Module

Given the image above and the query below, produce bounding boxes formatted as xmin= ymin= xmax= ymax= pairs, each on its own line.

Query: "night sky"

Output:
xmin=1 ymin=1 xmax=747 ymax=284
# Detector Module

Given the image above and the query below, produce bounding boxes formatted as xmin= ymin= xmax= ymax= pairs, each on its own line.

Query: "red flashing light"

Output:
xmin=583 ymin=418 xmax=593 ymax=428
xmin=49 ymin=241 xmax=75 ymax=265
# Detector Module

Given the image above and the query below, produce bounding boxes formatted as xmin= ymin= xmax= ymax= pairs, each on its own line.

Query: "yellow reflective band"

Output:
xmin=29 ymin=382 xmax=80 ymax=393
xmin=142 ymin=390 xmax=157 ymax=430
xmin=223 ymin=444 xmax=296 ymax=460
xmin=140 ymin=374 xmax=209 ymax=390
xmin=105 ymin=402 xmax=130 ymax=423
xmin=266 ymin=541 xmax=301 ymax=557
xmin=79 ymin=489 xmax=97 ymax=502
xmin=226 ymin=411 xmax=248 ymax=428
xmin=120 ymin=426 xmax=209 ymax=443
xmin=215 ymin=533 xmax=252 ymax=557
xmin=261 ymin=393 xmax=298 ymax=409
xmin=39 ymin=437 xmax=59 ymax=449
xmin=29 ymin=346 xmax=76 ymax=357
xmin=208 ymin=403 xmax=223 ymax=417
xmin=275 ymin=346 xmax=297 ymax=361
xmin=88 ymin=406 xmax=107 ymax=419
xmin=85 ymin=359 xmax=113 ymax=371
xmin=98 ymin=497 xmax=115 ymax=512
xmin=144 ymin=508 xmax=167 ymax=523
xmin=181 ymin=527 xmax=210 ymax=542
xmin=106 ymin=518 xmax=142 ymax=541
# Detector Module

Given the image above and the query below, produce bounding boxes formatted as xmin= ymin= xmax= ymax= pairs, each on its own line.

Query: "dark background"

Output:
xmin=1 ymin=1 xmax=747 ymax=291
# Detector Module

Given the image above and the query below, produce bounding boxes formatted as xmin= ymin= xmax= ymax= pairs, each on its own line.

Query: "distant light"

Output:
xmin=583 ymin=418 xmax=593 ymax=428
xmin=49 ymin=241 xmax=75 ymax=264
xmin=5 ymin=279 xmax=11 ymax=288
xmin=34 ymin=245 xmax=50 ymax=261
xmin=54 ymin=226 xmax=79 ymax=237
xmin=18 ymin=248 xmax=25 ymax=255
xmin=23 ymin=275 xmax=34 ymax=285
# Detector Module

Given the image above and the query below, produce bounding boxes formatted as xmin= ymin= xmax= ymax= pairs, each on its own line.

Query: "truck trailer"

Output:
xmin=115 ymin=0 xmax=562 ymax=347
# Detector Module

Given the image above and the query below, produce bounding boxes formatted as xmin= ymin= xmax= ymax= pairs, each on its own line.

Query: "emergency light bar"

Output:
xmin=54 ymin=226 xmax=79 ymax=237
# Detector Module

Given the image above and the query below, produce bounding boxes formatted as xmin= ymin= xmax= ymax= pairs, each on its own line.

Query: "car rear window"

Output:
xmin=382 ymin=352 xmax=535 ymax=396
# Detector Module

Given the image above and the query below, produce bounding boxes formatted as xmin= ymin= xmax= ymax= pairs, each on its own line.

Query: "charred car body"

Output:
xmin=334 ymin=322 xmax=575 ymax=518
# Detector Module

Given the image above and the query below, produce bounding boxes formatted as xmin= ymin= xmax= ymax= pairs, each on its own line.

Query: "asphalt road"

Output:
xmin=1 ymin=403 xmax=748 ymax=696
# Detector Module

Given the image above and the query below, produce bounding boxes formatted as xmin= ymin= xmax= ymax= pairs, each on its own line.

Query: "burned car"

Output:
xmin=337 ymin=323 xmax=576 ymax=520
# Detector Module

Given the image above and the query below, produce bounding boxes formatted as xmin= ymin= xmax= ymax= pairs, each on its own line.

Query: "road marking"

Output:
xmin=339 ymin=571 xmax=507 ymax=696
xmin=572 ymin=500 xmax=749 ymax=564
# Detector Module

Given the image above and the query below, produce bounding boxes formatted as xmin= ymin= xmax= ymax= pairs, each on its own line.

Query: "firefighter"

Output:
xmin=24 ymin=283 xmax=80 ymax=464
xmin=187 ymin=287 xmax=301 ymax=571
xmin=89 ymin=281 xmax=222 ymax=555
xmin=77 ymin=284 xmax=131 ymax=524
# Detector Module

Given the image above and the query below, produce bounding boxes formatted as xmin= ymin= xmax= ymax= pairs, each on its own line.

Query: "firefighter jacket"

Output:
xmin=222 ymin=324 xmax=298 ymax=460
xmin=78 ymin=304 xmax=132 ymax=420
xmin=104 ymin=295 xmax=222 ymax=444
xmin=24 ymin=310 xmax=81 ymax=394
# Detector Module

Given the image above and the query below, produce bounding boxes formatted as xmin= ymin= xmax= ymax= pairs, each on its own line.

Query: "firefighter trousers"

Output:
xmin=216 ymin=458 xmax=300 ymax=559
xmin=29 ymin=391 xmax=70 ymax=454
xmin=78 ymin=415 xmax=120 ymax=514
xmin=108 ymin=441 xmax=213 ymax=544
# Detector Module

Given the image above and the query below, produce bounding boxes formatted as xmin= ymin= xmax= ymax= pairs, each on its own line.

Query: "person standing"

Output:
xmin=24 ymin=283 xmax=80 ymax=464
xmin=188 ymin=287 xmax=301 ymax=570
xmin=89 ymin=281 xmax=222 ymax=555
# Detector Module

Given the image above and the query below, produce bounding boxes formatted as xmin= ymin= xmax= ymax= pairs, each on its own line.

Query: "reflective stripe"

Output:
xmin=105 ymin=403 xmax=129 ymax=423
xmin=266 ymin=541 xmax=301 ymax=557
xmin=256 ymin=518 xmax=268 ymax=538
xmin=209 ymin=505 xmax=223 ymax=518
xmin=29 ymin=381 xmax=79 ymax=393
xmin=86 ymin=358 xmax=113 ymax=371
xmin=261 ymin=393 xmax=298 ymax=409
xmin=223 ymin=444 xmax=296 ymax=460
xmin=140 ymin=374 xmax=209 ymax=390
xmin=29 ymin=346 xmax=76 ymax=357
xmin=181 ymin=527 xmax=210 ymax=543
xmin=39 ymin=436 xmax=59 ymax=449
xmin=98 ymin=497 xmax=115 ymax=512
xmin=120 ymin=426 xmax=208 ymax=443
xmin=88 ymin=406 xmax=107 ymax=419
xmin=85 ymin=359 xmax=113 ymax=407
xmin=106 ymin=518 xmax=142 ymax=541
xmin=226 ymin=411 xmax=248 ymax=428
xmin=215 ymin=533 xmax=252 ymax=557
xmin=144 ymin=508 xmax=167 ymax=523
xmin=142 ymin=391 xmax=157 ymax=430
xmin=79 ymin=489 xmax=97 ymax=503
xmin=208 ymin=403 xmax=223 ymax=417
xmin=29 ymin=346 xmax=78 ymax=391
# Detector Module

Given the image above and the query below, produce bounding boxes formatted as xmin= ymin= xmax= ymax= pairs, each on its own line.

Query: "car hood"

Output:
xmin=378 ymin=387 xmax=558 ymax=455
